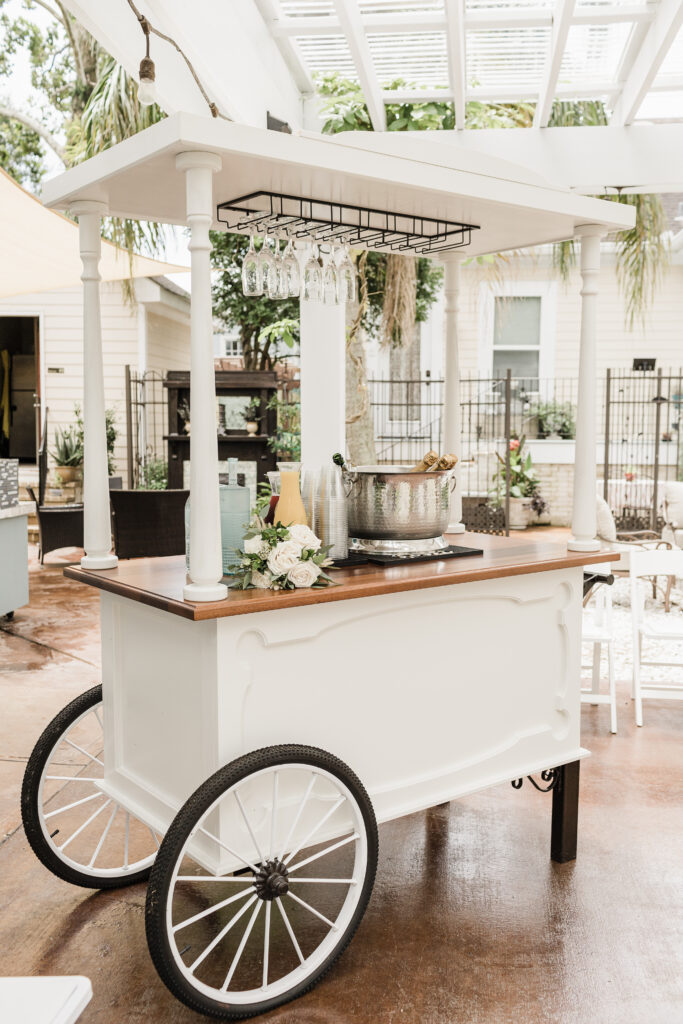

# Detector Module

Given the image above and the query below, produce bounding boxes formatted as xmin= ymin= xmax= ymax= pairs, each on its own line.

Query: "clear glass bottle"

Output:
xmin=185 ymin=459 xmax=251 ymax=576
xmin=220 ymin=458 xmax=251 ymax=574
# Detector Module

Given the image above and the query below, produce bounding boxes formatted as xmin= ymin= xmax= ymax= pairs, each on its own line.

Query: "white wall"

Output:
xmin=0 ymin=280 xmax=190 ymax=485
xmin=367 ymin=251 xmax=683 ymax=380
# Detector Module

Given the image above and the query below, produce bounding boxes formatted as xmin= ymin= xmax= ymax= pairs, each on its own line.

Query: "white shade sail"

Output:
xmin=0 ymin=167 xmax=186 ymax=299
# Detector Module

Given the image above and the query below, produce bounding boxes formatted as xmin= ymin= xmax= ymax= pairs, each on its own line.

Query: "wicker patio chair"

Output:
xmin=110 ymin=489 xmax=188 ymax=559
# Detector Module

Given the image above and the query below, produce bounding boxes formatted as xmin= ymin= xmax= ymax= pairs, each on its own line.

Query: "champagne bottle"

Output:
xmin=410 ymin=450 xmax=438 ymax=472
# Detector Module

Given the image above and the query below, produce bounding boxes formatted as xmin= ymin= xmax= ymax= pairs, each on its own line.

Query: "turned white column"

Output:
xmin=73 ymin=201 xmax=117 ymax=570
xmin=443 ymin=255 xmax=465 ymax=533
xmin=568 ymin=225 xmax=605 ymax=552
xmin=176 ymin=151 xmax=227 ymax=602
xmin=299 ymin=293 xmax=346 ymax=468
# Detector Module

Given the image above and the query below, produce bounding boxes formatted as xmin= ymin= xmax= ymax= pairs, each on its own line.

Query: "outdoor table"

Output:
xmin=0 ymin=501 xmax=35 ymax=619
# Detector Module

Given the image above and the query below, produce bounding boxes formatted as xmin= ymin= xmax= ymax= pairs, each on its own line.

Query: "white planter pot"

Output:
xmin=508 ymin=496 xmax=532 ymax=530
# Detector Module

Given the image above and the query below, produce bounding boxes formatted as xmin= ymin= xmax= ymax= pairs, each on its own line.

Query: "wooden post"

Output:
xmin=72 ymin=200 xmax=117 ymax=570
xmin=176 ymin=152 xmax=227 ymax=603
xmin=569 ymin=225 xmax=605 ymax=552
xmin=443 ymin=255 xmax=465 ymax=533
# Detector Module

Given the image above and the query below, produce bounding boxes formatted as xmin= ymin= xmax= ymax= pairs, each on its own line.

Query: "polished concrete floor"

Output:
xmin=1 ymin=546 xmax=682 ymax=1023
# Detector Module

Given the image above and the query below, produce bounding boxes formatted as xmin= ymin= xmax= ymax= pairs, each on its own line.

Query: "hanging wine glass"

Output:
xmin=302 ymin=243 xmax=322 ymax=302
xmin=322 ymin=245 xmax=339 ymax=305
xmin=264 ymin=233 xmax=283 ymax=300
xmin=241 ymin=234 xmax=262 ymax=296
xmin=337 ymin=243 xmax=356 ymax=304
xmin=257 ymin=232 xmax=277 ymax=298
xmin=282 ymin=237 xmax=301 ymax=298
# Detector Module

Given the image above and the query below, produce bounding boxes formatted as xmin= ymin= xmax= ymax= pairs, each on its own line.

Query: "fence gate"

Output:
xmin=603 ymin=368 xmax=683 ymax=532
xmin=124 ymin=367 xmax=168 ymax=488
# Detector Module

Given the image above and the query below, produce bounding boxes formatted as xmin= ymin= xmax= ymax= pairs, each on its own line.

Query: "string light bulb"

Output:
xmin=137 ymin=17 xmax=156 ymax=108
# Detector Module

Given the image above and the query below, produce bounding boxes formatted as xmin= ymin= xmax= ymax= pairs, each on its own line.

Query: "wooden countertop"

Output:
xmin=64 ymin=533 xmax=616 ymax=622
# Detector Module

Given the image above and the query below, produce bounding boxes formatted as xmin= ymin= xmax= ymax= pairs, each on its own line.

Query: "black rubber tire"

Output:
xmin=21 ymin=684 xmax=154 ymax=890
xmin=145 ymin=744 xmax=378 ymax=1020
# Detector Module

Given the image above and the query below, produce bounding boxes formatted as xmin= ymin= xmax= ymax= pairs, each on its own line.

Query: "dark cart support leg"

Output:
xmin=551 ymin=760 xmax=580 ymax=863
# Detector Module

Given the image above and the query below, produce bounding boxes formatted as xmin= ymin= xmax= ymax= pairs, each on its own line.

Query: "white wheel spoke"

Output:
xmin=234 ymin=790 xmax=264 ymax=863
xmin=89 ymin=803 xmax=118 ymax=868
xmin=275 ymin=896 xmax=304 ymax=965
xmin=288 ymin=833 xmax=359 ymax=874
xmin=58 ymin=798 xmax=111 ymax=852
xmin=124 ymin=812 xmax=130 ymax=870
xmin=268 ymin=770 xmax=278 ymax=861
xmin=175 ymin=874 xmax=253 ymax=883
xmin=198 ymin=827 xmax=259 ymax=874
xmin=284 ymin=795 xmax=346 ymax=866
xmin=173 ymin=886 xmax=252 ymax=933
xmin=278 ymin=773 xmax=316 ymax=861
xmin=189 ymin=893 xmax=258 ymax=975
xmin=288 ymin=877 xmax=357 ymax=885
xmin=287 ymin=890 xmax=338 ymax=931
xmin=149 ymin=828 xmax=160 ymax=849
xmin=262 ymin=900 xmax=271 ymax=990
xmin=94 ymin=707 xmax=104 ymax=732
xmin=63 ymin=738 xmax=104 ymax=768
xmin=221 ymin=900 xmax=262 ymax=992
xmin=44 ymin=790 xmax=104 ymax=819
xmin=45 ymin=775 xmax=100 ymax=782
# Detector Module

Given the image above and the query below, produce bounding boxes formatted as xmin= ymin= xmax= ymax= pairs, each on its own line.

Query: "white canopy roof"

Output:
xmin=0 ymin=167 xmax=186 ymax=299
xmin=40 ymin=112 xmax=634 ymax=258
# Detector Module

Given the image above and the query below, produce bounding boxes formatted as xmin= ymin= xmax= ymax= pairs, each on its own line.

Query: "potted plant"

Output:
xmin=492 ymin=437 xmax=545 ymax=530
xmin=243 ymin=398 xmax=261 ymax=436
xmin=51 ymin=426 xmax=82 ymax=484
xmin=531 ymin=400 xmax=576 ymax=440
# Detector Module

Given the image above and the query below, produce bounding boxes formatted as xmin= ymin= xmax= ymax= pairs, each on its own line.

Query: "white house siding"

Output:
xmin=370 ymin=253 xmax=683 ymax=380
xmin=146 ymin=311 xmax=191 ymax=373
xmin=0 ymin=280 xmax=190 ymax=487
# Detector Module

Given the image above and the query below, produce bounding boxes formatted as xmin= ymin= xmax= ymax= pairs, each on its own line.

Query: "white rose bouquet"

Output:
xmin=229 ymin=517 xmax=335 ymax=591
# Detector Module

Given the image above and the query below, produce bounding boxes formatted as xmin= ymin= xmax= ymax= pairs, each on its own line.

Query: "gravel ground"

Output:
xmin=584 ymin=574 xmax=683 ymax=684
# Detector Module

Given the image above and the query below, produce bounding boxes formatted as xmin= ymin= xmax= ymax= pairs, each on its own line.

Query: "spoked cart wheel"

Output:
xmin=21 ymin=685 xmax=160 ymax=888
xmin=145 ymin=745 xmax=378 ymax=1020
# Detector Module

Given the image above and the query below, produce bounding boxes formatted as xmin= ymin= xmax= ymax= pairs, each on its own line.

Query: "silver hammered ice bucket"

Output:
xmin=343 ymin=465 xmax=456 ymax=543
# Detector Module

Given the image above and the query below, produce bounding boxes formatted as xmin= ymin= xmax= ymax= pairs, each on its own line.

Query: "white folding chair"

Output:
xmin=581 ymin=585 xmax=617 ymax=734
xmin=630 ymin=549 xmax=683 ymax=727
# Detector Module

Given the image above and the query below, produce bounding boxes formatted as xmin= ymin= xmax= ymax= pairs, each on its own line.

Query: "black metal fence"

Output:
xmin=603 ymin=368 xmax=683 ymax=531
xmin=124 ymin=367 xmax=167 ymax=488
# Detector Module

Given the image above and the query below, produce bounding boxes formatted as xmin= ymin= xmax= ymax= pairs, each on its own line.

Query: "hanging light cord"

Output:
xmin=125 ymin=0 xmax=231 ymax=120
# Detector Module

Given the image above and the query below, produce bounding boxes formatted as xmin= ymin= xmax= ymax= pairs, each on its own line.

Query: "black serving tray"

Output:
xmin=330 ymin=545 xmax=483 ymax=569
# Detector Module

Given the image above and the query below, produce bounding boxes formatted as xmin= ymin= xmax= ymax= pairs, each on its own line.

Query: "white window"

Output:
xmin=480 ymin=282 xmax=556 ymax=392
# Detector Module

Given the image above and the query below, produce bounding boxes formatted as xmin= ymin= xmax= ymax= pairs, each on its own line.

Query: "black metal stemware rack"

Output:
xmin=216 ymin=191 xmax=479 ymax=256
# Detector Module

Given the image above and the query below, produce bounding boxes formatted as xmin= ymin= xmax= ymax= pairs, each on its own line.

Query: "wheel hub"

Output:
xmin=253 ymin=858 xmax=290 ymax=901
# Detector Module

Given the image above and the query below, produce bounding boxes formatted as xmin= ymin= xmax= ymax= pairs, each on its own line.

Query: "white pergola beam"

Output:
xmin=270 ymin=4 xmax=654 ymax=36
xmin=444 ymin=0 xmax=466 ymax=130
xmin=382 ymin=83 xmax=620 ymax=104
xmin=333 ymin=0 xmax=386 ymax=131
xmin=534 ymin=0 xmax=577 ymax=129
xmin=408 ymin=123 xmax=683 ymax=194
xmin=254 ymin=0 xmax=315 ymax=94
xmin=611 ymin=0 xmax=683 ymax=125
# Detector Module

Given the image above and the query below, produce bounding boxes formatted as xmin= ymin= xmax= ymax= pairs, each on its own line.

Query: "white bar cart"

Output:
xmin=21 ymin=114 xmax=629 ymax=1019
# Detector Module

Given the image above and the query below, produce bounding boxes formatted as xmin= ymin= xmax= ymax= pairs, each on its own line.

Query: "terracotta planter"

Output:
xmin=55 ymin=465 xmax=81 ymax=484
xmin=508 ymin=496 xmax=532 ymax=530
